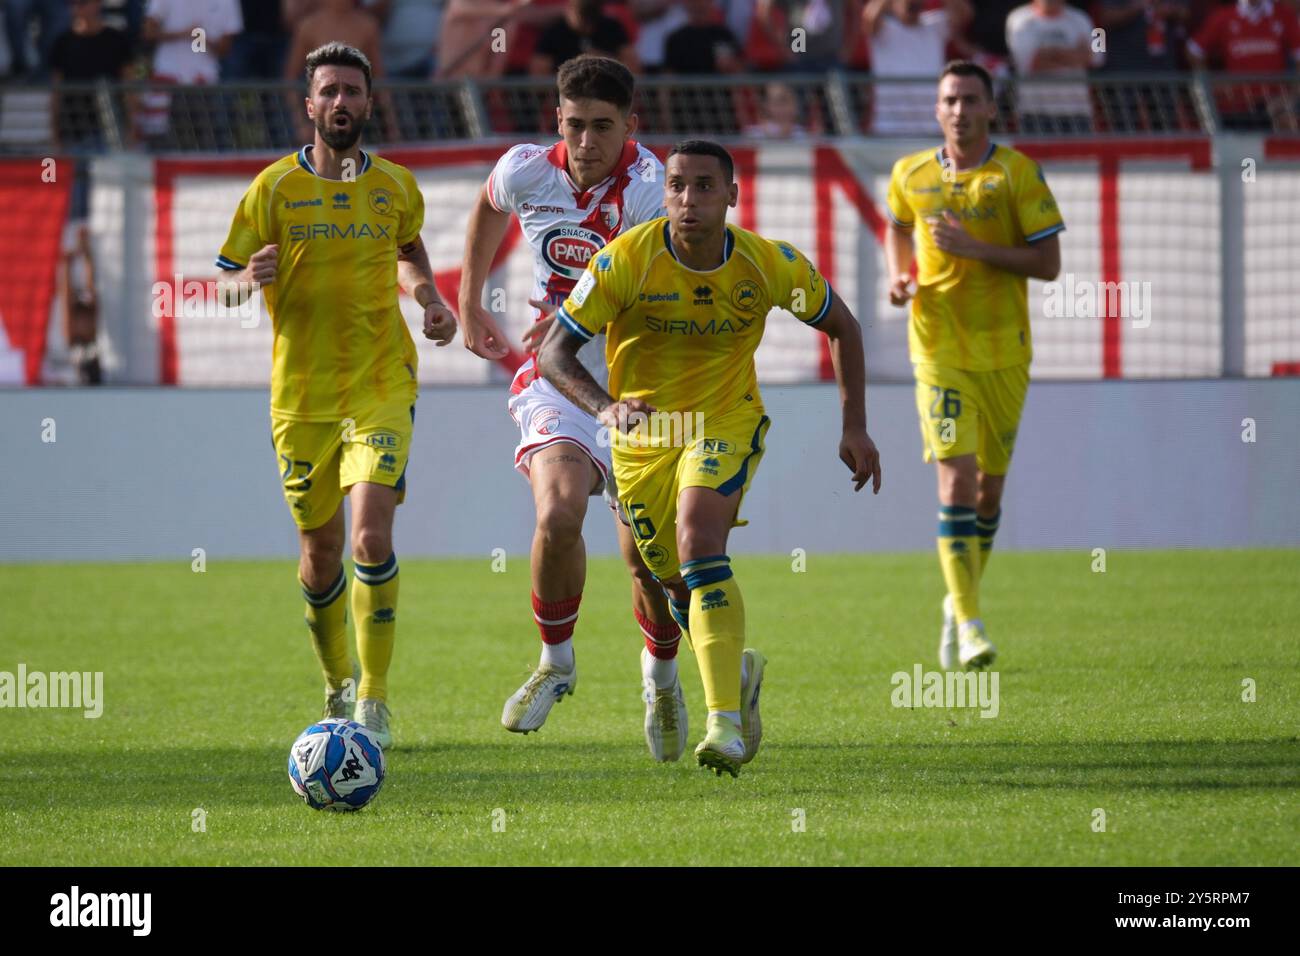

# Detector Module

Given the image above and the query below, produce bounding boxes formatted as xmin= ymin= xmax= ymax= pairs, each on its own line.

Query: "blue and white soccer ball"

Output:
xmin=288 ymin=718 xmax=386 ymax=811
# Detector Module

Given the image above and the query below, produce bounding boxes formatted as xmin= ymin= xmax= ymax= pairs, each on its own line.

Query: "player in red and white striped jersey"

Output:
xmin=451 ymin=56 xmax=689 ymax=761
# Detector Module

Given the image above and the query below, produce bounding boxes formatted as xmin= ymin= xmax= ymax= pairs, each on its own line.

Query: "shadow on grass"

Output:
xmin=4 ymin=737 xmax=1297 ymax=810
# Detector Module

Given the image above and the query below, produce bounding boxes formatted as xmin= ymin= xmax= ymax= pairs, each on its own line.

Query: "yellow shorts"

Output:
xmin=271 ymin=401 xmax=415 ymax=530
xmin=613 ymin=407 xmax=771 ymax=581
xmin=913 ymin=362 xmax=1028 ymax=476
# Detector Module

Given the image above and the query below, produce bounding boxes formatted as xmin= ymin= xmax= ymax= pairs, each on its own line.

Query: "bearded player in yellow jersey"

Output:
xmin=886 ymin=61 xmax=1064 ymax=672
xmin=216 ymin=43 xmax=457 ymax=748
xmin=538 ymin=141 xmax=882 ymax=777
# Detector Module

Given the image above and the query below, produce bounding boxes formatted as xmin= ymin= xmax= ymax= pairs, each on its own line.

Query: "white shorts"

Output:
xmin=508 ymin=374 xmax=614 ymax=500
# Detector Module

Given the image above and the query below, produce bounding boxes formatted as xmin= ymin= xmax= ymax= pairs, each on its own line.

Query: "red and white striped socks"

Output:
xmin=636 ymin=607 xmax=681 ymax=689
xmin=533 ymin=591 xmax=581 ymax=671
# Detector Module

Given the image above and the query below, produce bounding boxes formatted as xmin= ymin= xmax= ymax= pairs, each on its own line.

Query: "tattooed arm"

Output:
xmin=535 ymin=320 xmax=655 ymax=432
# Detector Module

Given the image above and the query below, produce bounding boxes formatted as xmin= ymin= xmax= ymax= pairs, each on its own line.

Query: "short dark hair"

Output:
xmin=305 ymin=42 xmax=373 ymax=95
xmin=556 ymin=55 xmax=635 ymax=113
xmin=939 ymin=59 xmax=994 ymax=99
xmin=666 ymin=140 xmax=734 ymax=183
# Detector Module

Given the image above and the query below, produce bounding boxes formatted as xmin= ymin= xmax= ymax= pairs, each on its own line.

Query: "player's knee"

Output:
xmin=351 ymin=527 xmax=392 ymax=566
xmin=535 ymin=499 xmax=585 ymax=551
xmin=300 ymin=544 xmax=343 ymax=590
xmin=676 ymin=527 xmax=725 ymax=567
xmin=301 ymin=532 xmax=342 ymax=565
xmin=939 ymin=469 xmax=978 ymax=505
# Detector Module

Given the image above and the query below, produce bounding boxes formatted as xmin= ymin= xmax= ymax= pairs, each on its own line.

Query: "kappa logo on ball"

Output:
xmin=541 ymin=226 xmax=605 ymax=278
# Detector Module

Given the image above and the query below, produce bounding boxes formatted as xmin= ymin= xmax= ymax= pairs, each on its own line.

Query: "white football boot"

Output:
xmin=958 ymin=622 xmax=998 ymax=670
xmin=739 ymin=648 xmax=766 ymax=764
xmin=501 ymin=660 xmax=576 ymax=733
xmin=354 ymin=698 xmax=392 ymax=749
xmin=938 ymin=595 xmax=959 ymax=670
xmin=322 ymin=665 xmax=358 ymax=720
xmin=641 ymin=648 xmax=688 ymax=762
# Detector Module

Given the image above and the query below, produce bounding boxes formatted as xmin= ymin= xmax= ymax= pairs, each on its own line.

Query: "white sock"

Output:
xmin=740 ymin=656 xmax=750 ymax=686
xmin=961 ymin=618 xmax=984 ymax=636
xmin=540 ymin=639 xmax=574 ymax=671
xmin=710 ymin=709 xmax=741 ymax=728
xmin=643 ymin=652 xmax=677 ymax=690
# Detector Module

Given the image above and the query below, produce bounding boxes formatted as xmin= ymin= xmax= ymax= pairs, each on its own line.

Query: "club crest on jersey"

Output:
xmin=542 ymin=226 xmax=605 ymax=279
xmin=534 ymin=408 xmax=561 ymax=436
xmin=368 ymin=188 xmax=396 ymax=216
xmin=731 ymin=280 xmax=761 ymax=311
xmin=599 ymin=203 xmax=620 ymax=231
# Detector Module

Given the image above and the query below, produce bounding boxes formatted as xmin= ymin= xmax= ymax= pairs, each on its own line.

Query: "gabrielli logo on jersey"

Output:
xmin=542 ymin=226 xmax=605 ymax=278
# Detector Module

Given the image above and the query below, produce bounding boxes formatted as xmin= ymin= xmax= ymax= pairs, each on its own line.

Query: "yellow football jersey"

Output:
xmin=887 ymin=142 xmax=1064 ymax=371
xmin=217 ymin=146 xmax=423 ymax=422
xmin=556 ymin=219 xmax=831 ymax=423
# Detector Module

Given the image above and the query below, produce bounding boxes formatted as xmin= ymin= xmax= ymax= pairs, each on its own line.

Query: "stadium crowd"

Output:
xmin=5 ymin=0 xmax=1298 ymax=85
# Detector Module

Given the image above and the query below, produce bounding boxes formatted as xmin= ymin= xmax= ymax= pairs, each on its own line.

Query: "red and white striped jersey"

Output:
xmin=486 ymin=140 xmax=664 ymax=392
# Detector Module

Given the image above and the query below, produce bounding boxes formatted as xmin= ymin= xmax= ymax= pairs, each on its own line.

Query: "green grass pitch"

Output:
xmin=1 ymin=550 xmax=1296 ymax=866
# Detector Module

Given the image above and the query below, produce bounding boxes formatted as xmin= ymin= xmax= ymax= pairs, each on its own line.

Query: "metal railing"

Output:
xmin=2 ymin=74 xmax=1297 ymax=155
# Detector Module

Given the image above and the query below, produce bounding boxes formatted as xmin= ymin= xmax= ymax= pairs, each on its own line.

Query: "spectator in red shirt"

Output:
xmin=1188 ymin=0 xmax=1300 ymax=130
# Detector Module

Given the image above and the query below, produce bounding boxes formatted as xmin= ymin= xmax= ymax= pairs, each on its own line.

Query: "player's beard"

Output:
xmin=316 ymin=111 xmax=364 ymax=151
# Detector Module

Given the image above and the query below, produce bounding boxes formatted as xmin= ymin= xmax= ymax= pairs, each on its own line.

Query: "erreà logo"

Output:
xmin=701 ymin=588 xmax=729 ymax=611
xmin=50 ymin=886 xmax=151 ymax=936
xmin=541 ymin=226 xmax=605 ymax=278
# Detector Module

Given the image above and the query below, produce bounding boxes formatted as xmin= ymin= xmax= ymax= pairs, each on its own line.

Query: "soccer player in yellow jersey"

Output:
xmin=215 ymin=43 xmax=457 ymax=748
xmin=538 ymin=141 xmax=882 ymax=777
xmin=885 ymin=61 xmax=1064 ymax=671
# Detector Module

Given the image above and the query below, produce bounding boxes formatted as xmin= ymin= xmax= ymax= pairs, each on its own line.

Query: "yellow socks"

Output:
xmin=681 ymin=554 xmax=744 ymax=714
xmin=976 ymin=509 xmax=1001 ymax=580
xmin=937 ymin=505 xmax=981 ymax=623
xmin=302 ymin=568 xmax=351 ymax=689
xmin=352 ymin=553 xmax=399 ymax=703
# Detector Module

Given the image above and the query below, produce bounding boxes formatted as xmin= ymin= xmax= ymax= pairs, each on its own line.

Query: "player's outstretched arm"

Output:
xmin=818 ymin=292 xmax=882 ymax=494
xmin=398 ymin=234 xmax=456 ymax=346
xmin=535 ymin=320 xmax=654 ymax=433
xmin=455 ymin=184 xmax=515 ymax=360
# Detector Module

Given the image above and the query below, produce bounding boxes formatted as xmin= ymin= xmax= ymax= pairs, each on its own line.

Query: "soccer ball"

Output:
xmin=288 ymin=718 xmax=386 ymax=811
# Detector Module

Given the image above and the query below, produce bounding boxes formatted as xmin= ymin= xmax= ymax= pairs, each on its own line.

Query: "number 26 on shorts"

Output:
xmin=928 ymin=386 xmax=962 ymax=420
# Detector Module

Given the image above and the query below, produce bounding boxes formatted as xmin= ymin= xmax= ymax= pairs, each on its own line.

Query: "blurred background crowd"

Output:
xmin=5 ymin=0 xmax=1297 ymax=87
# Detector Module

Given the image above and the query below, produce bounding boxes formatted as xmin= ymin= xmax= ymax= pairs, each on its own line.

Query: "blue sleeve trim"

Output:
xmin=1025 ymin=223 xmax=1065 ymax=243
xmin=888 ymin=210 xmax=914 ymax=228
xmin=215 ymin=255 xmax=245 ymax=271
xmin=804 ymin=281 xmax=834 ymax=327
xmin=556 ymin=307 xmax=594 ymax=342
